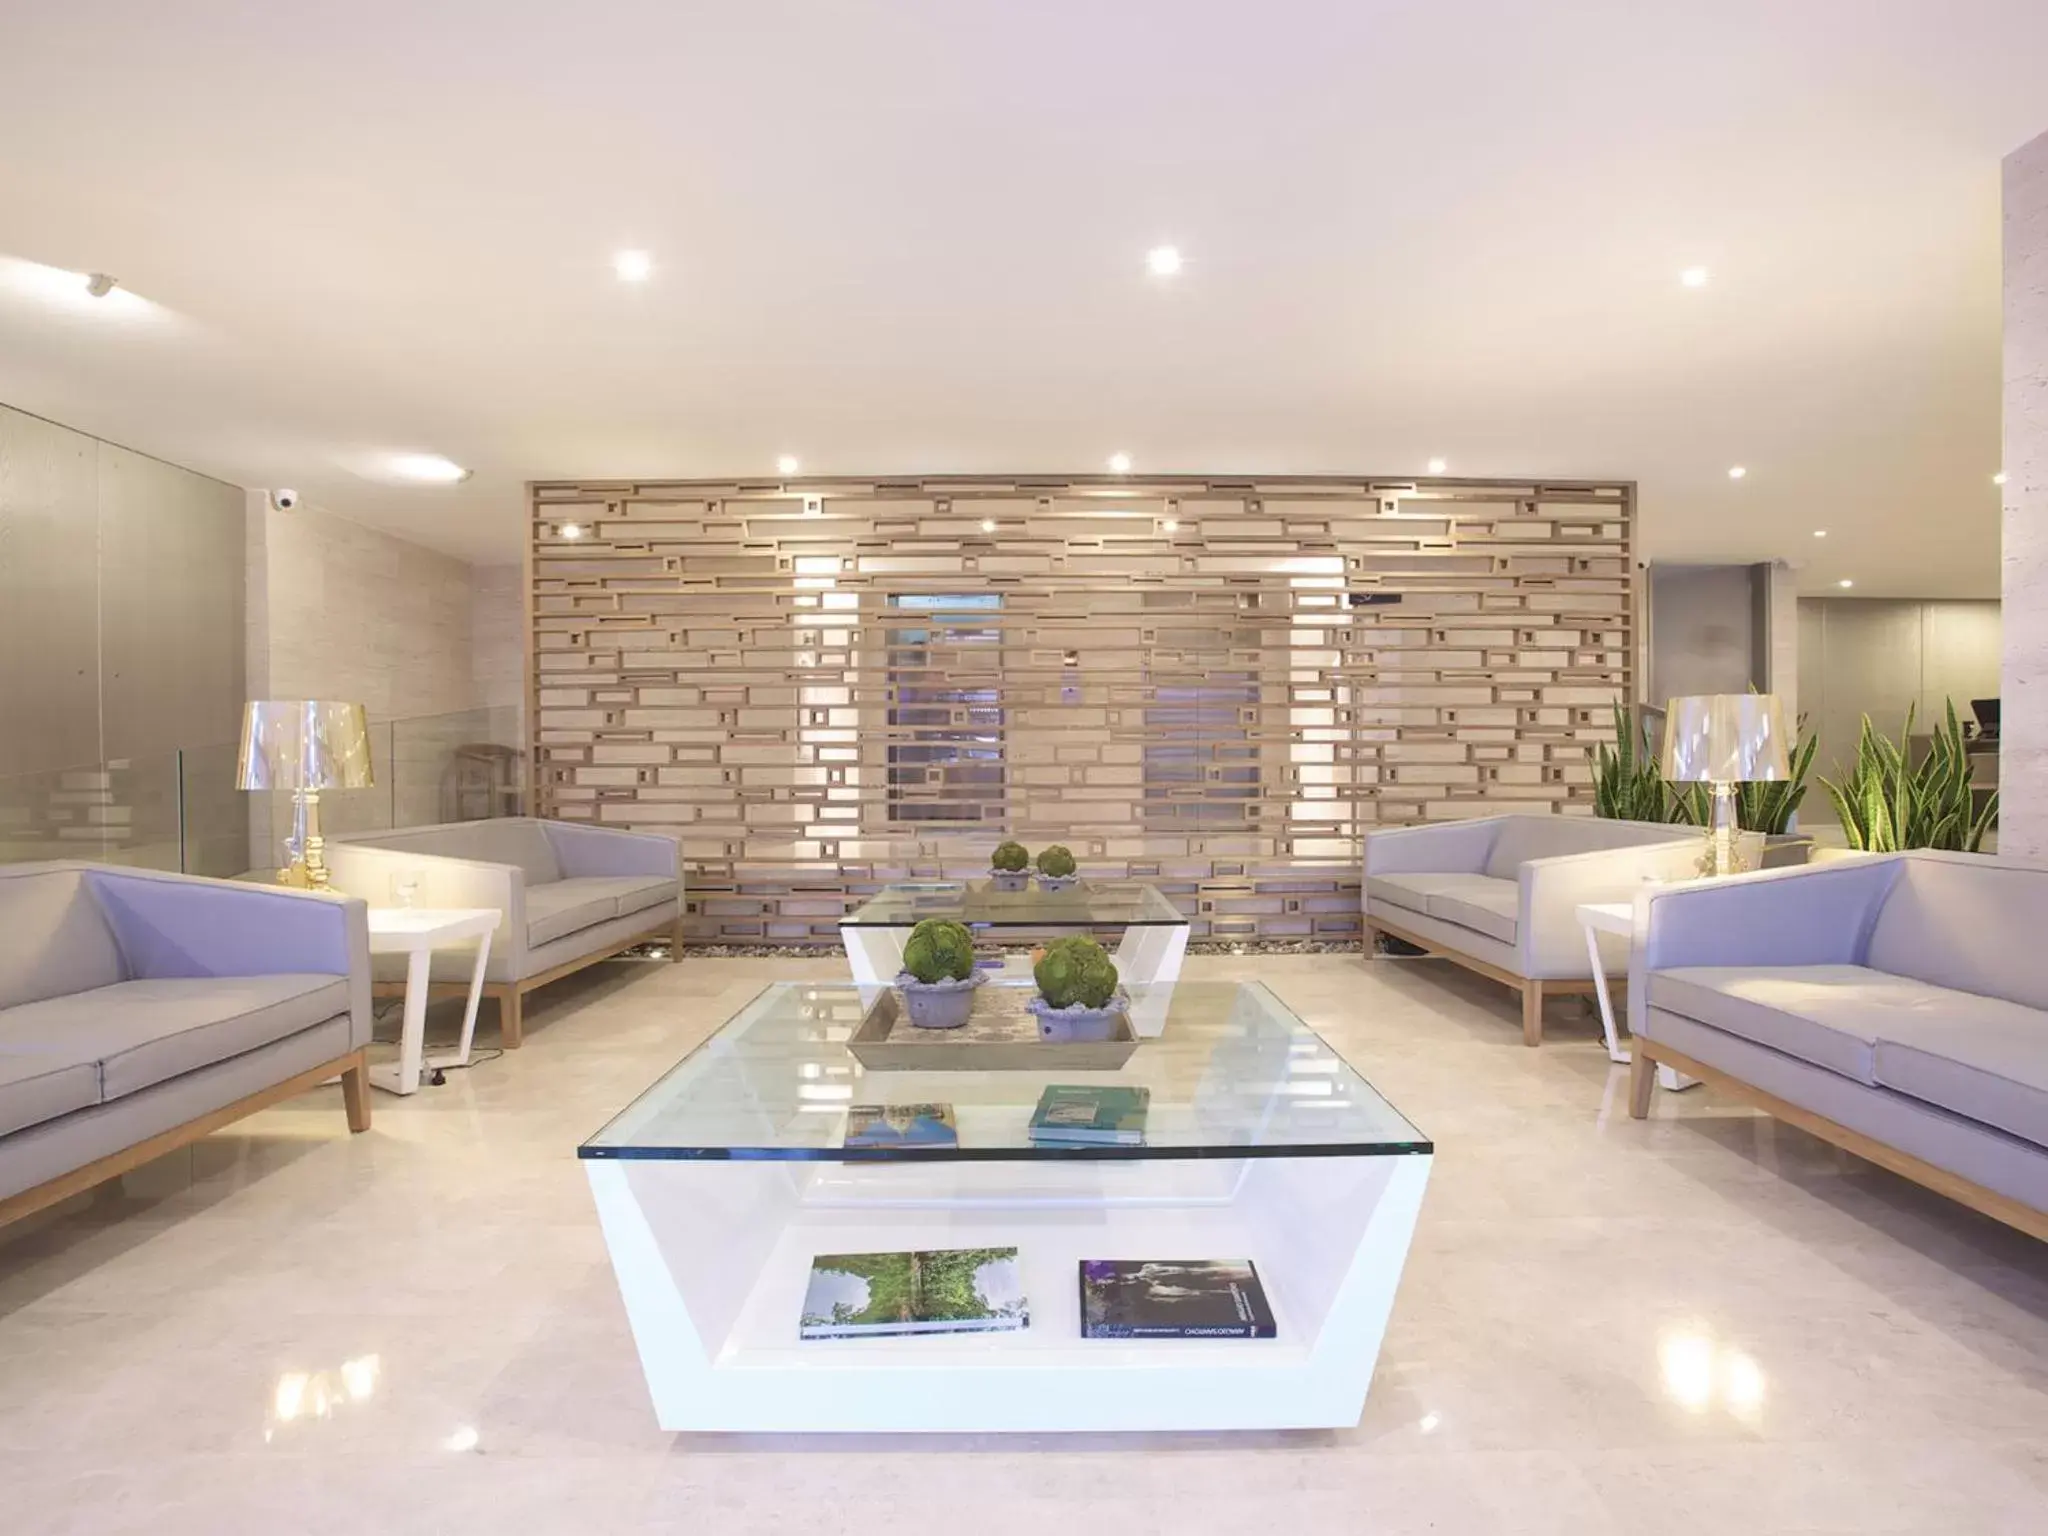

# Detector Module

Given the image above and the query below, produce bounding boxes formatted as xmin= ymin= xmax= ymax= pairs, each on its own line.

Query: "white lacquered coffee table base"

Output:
xmin=585 ymin=1152 xmax=1429 ymax=1433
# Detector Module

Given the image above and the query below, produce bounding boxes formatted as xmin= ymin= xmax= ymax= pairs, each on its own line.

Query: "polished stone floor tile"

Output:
xmin=0 ymin=952 xmax=2041 ymax=1532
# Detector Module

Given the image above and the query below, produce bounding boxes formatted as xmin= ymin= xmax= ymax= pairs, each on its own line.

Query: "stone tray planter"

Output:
xmin=1027 ymin=988 xmax=1132 ymax=1043
xmin=893 ymin=970 xmax=985 ymax=1029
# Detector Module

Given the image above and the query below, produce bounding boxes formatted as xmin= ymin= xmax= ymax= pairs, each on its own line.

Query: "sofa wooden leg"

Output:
xmin=1362 ymin=920 xmax=1380 ymax=956
xmin=1521 ymin=980 xmax=1544 ymax=1047
xmin=500 ymin=988 xmax=524 ymax=1049
xmin=1629 ymin=1048 xmax=1656 ymax=1118
xmin=670 ymin=914 xmax=686 ymax=962
xmin=340 ymin=1052 xmax=371 ymax=1133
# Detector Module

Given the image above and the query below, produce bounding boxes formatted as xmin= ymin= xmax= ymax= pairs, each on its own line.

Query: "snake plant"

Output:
xmin=1821 ymin=700 xmax=1998 ymax=853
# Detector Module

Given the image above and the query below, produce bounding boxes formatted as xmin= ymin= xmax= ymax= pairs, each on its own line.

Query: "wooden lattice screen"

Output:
xmin=528 ymin=476 xmax=1637 ymax=944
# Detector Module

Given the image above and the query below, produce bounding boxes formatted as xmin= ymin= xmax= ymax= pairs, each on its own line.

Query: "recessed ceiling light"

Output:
xmin=1993 ymin=471 xmax=2008 ymax=486
xmin=1145 ymin=246 xmax=1183 ymax=278
xmin=777 ymin=455 xmax=800 ymax=476
xmin=980 ymin=517 xmax=997 ymax=533
xmin=1163 ymin=518 xmax=1180 ymax=533
xmin=1812 ymin=529 xmax=1827 ymax=539
xmin=613 ymin=249 xmax=653 ymax=282
xmin=1427 ymin=457 xmax=1448 ymax=475
xmin=1727 ymin=465 xmax=1747 ymax=480
xmin=1680 ymin=266 xmax=1710 ymax=288
xmin=387 ymin=453 xmax=470 ymax=484
xmin=1838 ymin=579 xmax=1854 ymax=589
xmin=1108 ymin=452 xmax=1132 ymax=475
xmin=559 ymin=522 xmax=585 ymax=540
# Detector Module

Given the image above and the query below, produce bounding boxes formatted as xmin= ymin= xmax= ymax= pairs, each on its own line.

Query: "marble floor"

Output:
xmin=1 ymin=951 xmax=2043 ymax=1534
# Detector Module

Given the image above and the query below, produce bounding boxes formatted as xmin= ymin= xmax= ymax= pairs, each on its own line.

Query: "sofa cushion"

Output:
xmin=0 ymin=869 xmax=127 ymax=1011
xmin=1648 ymin=966 xmax=1983 ymax=1084
xmin=1876 ymin=1015 xmax=2048 ymax=1150
xmin=1866 ymin=857 xmax=2048 ymax=1013
xmin=604 ymin=875 xmax=679 ymax=922
xmin=0 ymin=1052 xmax=100 ymax=1137
xmin=1366 ymin=872 xmax=1477 ymax=918
xmin=0 ymin=975 xmax=350 ymax=1101
xmin=1482 ymin=814 xmax=1685 ymax=879
xmin=1421 ymin=875 xmax=1519 ymax=945
xmin=526 ymin=878 xmax=632 ymax=948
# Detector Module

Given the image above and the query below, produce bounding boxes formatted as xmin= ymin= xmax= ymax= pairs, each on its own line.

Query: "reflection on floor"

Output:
xmin=0 ymin=952 xmax=2042 ymax=1533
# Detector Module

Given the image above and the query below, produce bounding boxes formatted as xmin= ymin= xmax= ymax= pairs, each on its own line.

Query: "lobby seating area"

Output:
xmin=2 ymin=6 xmax=2047 ymax=1530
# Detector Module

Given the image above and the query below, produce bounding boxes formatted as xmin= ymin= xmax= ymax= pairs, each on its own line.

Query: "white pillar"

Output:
xmin=2004 ymin=130 xmax=2048 ymax=858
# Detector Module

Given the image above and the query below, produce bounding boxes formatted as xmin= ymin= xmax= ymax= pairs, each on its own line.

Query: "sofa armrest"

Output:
xmin=1364 ymin=819 xmax=1500 ymax=878
xmin=1518 ymin=839 xmax=1702 ymax=978
xmin=541 ymin=821 xmax=682 ymax=880
xmin=1626 ymin=855 xmax=1904 ymax=1038
xmin=85 ymin=867 xmax=369 ymax=990
xmin=323 ymin=842 xmax=527 ymax=970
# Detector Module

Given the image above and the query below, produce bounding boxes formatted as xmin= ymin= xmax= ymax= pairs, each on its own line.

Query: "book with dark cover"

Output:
xmin=799 ymin=1248 xmax=1028 ymax=1340
xmin=844 ymin=1103 xmax=958 ymax=1148
xmin=1079 ymin=1259 xmax=1277 ymax=1339
xmin=1027 ymin=1084 xmax=1150 ymax=1144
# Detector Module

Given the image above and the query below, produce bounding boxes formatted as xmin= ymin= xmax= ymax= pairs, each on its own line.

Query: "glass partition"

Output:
xmin=0 ymin=706 xmax=526 ymax=879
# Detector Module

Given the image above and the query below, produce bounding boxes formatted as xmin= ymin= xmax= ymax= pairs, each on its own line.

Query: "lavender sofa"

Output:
xmin=326 ymin=818 xmax=682 ymax=1047
xmin=1364 ymin=814 xmax=1702 ymax=1044
xmin=1628 ymin=852 xmax=2047 ymax=1241
xmin=0 ymin=861 xmax=371 ymax=1228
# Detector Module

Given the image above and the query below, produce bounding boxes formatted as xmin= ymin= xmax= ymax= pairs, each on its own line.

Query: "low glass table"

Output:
xmin=580 ymin=979 xmax=1433 ymax=1433
xmin=837 ymin=879 xmax=1191 ymax=991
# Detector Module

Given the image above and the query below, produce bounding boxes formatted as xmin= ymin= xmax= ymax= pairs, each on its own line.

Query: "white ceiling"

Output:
xmin=1 ymin=0 xmax=2043 ymax=594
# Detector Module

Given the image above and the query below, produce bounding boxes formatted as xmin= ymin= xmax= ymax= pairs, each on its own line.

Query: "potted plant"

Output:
xmin=989 ymin=840 xmax=1032 ymax=892
xmin=894 ymin=917 xmax=984 ymax=1029
xmin=1823 ymin=701 xmax=1999 ymax=853
xmin=1027 ymin=936 xmax=1129 ymax=1042
xmin=1035 ymin=843 xmax=1079 ymax=892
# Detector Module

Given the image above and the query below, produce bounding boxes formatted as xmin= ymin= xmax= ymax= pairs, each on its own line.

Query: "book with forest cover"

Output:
xmin=799 ymin=1248 xmax=1028 ymax=1340
xmin=1027 ymin=1084 xmax=1150 ymax=1144
xmin=1078 ymin=1259 xmax=1277 ymax=1339
xmin=843 ymin=1103 xmax=958 ymax=1148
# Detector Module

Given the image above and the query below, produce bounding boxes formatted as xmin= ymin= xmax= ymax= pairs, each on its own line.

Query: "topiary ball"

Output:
xmin=1035 ymin=844 xmax=1077 ymax=879
xmin=902 ymin=918 xmax=976 ymax=983
xmin=991 ymin=841 xmax=1031 ymax=873
xmin=1032 ymin=935 xmax=1118 ymax=1009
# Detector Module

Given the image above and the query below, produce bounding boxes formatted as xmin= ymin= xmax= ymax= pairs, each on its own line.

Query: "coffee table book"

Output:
xmin=1079 ymin=1260 xmax=1278 ymax=1339
xmin=1029 ymin=1085 xmax=1150 ymax=1144
xmin=799 ymin=1248 xmax=1028 ymax=1340
xmin=844 ymin=1104 xmax=958 ymax=1149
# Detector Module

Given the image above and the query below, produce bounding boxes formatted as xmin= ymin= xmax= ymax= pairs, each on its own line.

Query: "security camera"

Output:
xmin=269 ymin=488 xmax=300 ymax=512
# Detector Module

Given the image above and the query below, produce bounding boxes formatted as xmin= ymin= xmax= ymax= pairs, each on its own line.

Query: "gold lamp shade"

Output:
xmin=236 ymin=701 xmax=372 ymax=889
xmin=1660 ymin=693 xmax=1790 ymax=877
xmin=1660 ymin=694 xmax=1790 ymax=784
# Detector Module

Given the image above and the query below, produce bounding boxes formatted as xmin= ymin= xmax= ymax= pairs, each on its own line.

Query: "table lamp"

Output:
xmin=236 ymin=700 xmax=373 ymax=890
xmin=1661 ymin=693 xmax=1790 ymax=877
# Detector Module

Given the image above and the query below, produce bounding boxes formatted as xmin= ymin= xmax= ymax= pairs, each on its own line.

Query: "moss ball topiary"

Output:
xmin=902 ymin=918 xmax=976 ymax=984
xmin=1032 ymin=935 xmax=1119 ymax=1009
xmin=1035 ymin=844 xmax=1077 ymax=879
xmin=991 ymin=841 xmax=1031 ymax=873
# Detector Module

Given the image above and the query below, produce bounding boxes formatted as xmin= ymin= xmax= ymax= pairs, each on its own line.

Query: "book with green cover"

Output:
xmin=799 ymin=1248 xmax=1028 ymax=1340
xmin=1079 ymin=1259 xmax=1277 ymax=1339
xmin=844 ymin=1103 xmax=958 ymax=1149
xmin=1028 ymin=1084 xmax=1150 ymax=1144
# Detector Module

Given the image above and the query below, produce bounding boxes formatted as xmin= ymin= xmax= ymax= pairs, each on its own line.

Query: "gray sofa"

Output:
xmin=1364 ymin=814 xmax=1702 ymax=1044
xmin=326 ymin=818 xmax=682 ymax=1047
xmin=1628 ymin=852 xmax=2047 ymax=1241
xmin=0 ymin=861 xmax=371 ymax=1228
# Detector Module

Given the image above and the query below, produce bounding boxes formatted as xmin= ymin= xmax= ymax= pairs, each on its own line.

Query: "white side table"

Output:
xmin=1575 ymin=901 xmax=1695 ymax=1092
xmin=366 ymin=908 xmax=500 ymax=1096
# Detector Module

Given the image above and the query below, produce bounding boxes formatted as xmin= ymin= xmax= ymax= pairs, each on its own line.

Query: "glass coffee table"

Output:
xmin=838 ymin=879 xmax=1191 ymax=992
xmin=580 ymin=979 xmax=1433 ymax=1433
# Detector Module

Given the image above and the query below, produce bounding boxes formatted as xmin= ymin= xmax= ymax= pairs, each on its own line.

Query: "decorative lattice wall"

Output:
xmin=528 ymin=476 xmax=1637 ymax=944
